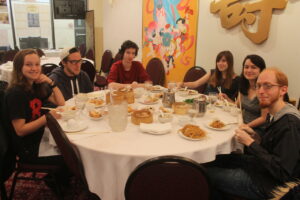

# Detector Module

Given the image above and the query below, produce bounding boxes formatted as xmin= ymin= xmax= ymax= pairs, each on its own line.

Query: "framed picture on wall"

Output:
xmin=0 ymin=0 xmax=7 ymax=6
xmin=142 ymin=0 xmax=199 ymax=83
xmin=28 ymin=13 xmax=40 ymax=27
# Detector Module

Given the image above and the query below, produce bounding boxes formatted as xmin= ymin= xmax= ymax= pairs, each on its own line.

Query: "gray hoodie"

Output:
xmin=273 ymin=103 xmax=300 ymax=122
xmin=49 ymin=67 xmax=93 ymax=100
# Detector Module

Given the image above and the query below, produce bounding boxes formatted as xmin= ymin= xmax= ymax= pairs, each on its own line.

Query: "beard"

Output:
xmin=259 ymin=92 xmax=281 ymax=108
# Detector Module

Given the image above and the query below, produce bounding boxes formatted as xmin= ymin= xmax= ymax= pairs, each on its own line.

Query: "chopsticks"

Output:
xmin=41 ymin=107 xmax=56 ymax=110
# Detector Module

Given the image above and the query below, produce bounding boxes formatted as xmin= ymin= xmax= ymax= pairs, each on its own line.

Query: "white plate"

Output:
xmin=204 ymin=121 xmax=231 ymax=131
xmin=178 ymin=130 xmax=207 ymax=141
xmin=88 ymin=115 xmax=103 ymax=121
xmin=61 ymin=123 xmax=88 ymax=133
xmin=187 ymin=90 xmax=198 ymax=96
xmin=86 ymin=100 xmax=106 ymax=108
xmin=150 ymin=86 xmax=164 ymax=93
xmin=139 ymin=100 xmax=159 ymax=105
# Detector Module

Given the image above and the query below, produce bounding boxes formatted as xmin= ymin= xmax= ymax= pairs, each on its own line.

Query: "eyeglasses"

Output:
xmin=255 ymin=83 xmax=281 ymax=90
xmin=67 ymin=59 xmax=83 ymax=65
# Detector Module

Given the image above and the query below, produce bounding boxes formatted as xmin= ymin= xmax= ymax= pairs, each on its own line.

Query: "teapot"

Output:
xmin=162 ymin=89 xmax=175 ymax=108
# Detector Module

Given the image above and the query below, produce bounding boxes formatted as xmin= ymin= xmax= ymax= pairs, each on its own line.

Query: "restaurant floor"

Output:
xmin=4 ymin=172 xmax=89 ymax=200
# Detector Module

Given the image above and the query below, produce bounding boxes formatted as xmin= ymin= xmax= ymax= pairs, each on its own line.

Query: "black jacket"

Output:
xmin=49 ymin=67 xmax=93 ymax=100
xmin=214 ymin=104 xmax=300 ymax=197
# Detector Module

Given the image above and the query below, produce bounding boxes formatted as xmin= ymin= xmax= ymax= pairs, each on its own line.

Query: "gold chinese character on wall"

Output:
xmin=210 ymin=0 xmax=288 ymax=44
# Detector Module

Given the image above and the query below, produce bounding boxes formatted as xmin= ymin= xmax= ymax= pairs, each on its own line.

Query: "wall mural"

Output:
xmin=142 ymin=0 xmax=199 ymax=83
xmin=210 ymin=0 xmax=288 ymax=44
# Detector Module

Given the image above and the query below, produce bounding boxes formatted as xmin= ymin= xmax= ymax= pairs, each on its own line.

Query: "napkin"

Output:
xmin=140 ymin=123 xmax=172 ymax=134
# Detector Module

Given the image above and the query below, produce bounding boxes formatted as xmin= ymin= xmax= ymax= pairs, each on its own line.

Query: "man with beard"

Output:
xmin=205 ymin=68 xmax=300 ymax=199
xmin=49 ymin=47 xmax=93 ymax=100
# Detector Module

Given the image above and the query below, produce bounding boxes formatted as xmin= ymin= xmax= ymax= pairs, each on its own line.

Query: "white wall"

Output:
xmin=102 ymin=0 xmax=300 ymax=100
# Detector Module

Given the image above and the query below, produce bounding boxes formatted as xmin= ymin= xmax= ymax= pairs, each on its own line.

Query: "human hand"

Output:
xmin=35 ymin=74 xmax=52 ymax=84
xmin=218 ymin=93 xmax=229 ymax=100
xmin=235 ymin=128 xmax=254 ymax=146
xmin=131 ymin=82 xmax=139 ymax=89
xmin=49 ymin=109 xmax=61 ymax=119
xmin=176 ymin=82 xmax=184 ymax=88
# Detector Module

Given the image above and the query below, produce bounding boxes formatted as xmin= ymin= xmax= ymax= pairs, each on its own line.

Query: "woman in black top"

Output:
xmin=5 ymin=49 xmax=65 ymax=162
xmin=178 ymin=50 xmax=240 ymax=101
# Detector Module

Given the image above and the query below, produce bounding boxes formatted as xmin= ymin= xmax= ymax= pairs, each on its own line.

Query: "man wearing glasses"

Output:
xmin=206 ymin=68 xmax=300 ymax=199
xmin=49 ymin=47 xmax=93 ymax=100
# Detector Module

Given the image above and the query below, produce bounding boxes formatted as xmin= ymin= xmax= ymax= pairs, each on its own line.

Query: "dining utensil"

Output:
xmin=162 ymin=89 xmax=175 ymax=108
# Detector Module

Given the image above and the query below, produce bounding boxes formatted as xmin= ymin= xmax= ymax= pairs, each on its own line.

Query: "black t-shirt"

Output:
xmin=5 ymin=85 xmax=51 ymax=160
xmin=205 ymin=69 xmax=240 ymax=101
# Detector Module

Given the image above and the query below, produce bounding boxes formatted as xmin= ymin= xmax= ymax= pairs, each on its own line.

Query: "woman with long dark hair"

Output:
xmin=237 ymin=54 xmax=268 ymax=132
xmin=178 ymin=50 xmax=239 ymax=101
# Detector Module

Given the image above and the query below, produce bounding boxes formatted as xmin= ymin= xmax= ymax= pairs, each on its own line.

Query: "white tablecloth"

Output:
xmin=43 ymin=49 xmax=62 ymax=57
xmin=63 ymin=91 xmax=240 ymax=200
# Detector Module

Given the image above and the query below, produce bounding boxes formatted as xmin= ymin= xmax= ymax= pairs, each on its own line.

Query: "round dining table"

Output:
xmin=61 ymin=90 xmax=241 ymax=200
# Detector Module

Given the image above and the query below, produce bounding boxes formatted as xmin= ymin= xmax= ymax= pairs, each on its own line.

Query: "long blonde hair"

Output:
xmin=209 ymin=50 xmax=235 ymax=89
xmin=9 ymin=49 xmax=39 ymax=91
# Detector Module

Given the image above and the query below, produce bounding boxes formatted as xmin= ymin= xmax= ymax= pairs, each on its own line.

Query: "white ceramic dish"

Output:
xmin=178 ymin=130 xmax=207 ymax=141
xmin=139 ymin=99 xmax=159 ymax=105
xmin=61 ymin=122 xmax=88 ymax=133
xmin=204 ymin=120 xmax=231 ymax=131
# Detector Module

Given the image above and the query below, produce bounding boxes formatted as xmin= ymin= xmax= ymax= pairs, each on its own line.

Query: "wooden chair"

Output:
xmin=124 ymin=155 xmax=211 ymax=200
xmin=42 ymin=63 xmax=59 ymax=76
xmin=81 ymin=60 xmax=96 ymax=83
xmin=46 ymin=113 xmax=101 ymax=199
xmin=183 ymin=66 xmax=207 ymax=93
xmin=146 ymin=57 xmax=165 ymax=86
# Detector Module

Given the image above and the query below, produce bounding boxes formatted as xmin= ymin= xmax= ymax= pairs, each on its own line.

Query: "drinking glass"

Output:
xmin=108 ymin=101 xmax=128 ymax=132
xmin=167 ymin=81 xmax=176 ymax=91
xmin=208 ymin=92 xmax=218 ymax=112
xmin=75 ymin=93 xmax=88 ymax=111
xmin=188 ymin=105 xmax=198 ymax=122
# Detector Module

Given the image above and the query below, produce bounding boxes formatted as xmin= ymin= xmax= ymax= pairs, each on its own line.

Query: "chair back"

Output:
xmin=79 ymin=44 xmax=86 ymax=57
xmin=146 ymin=57 xmax=165 ymax=86
xmin=46 ymin=113 xmax=101 ymax=199
xmin=112 ymin=52 xmax=122 ymax=64
xmin=95 ymin=75 xmax=108 ymax=89
xmin=101 ymin=50 xmax=113 ymax=74
xmin=0 ymin=81 xmax=8 ymax=91
xmin=0 ymin=90 xmax=16 ymax=185
xmin=125 ymin=155 xmax=211 ymax=200
xmin=85 ymin=49 xmax=95 ymax=61
xmin=81 ymin=60 xmax=96 ymax=83
xmin=35 ymin=48 xmax=45 ymax=57
xmin=3 ymin=50 xmax=18 ymax=63
xmin=45 ymin=113 xmax=88 ymax=187
xmin=42 ymin=63 xmax=59 ymax=76
xmin=183 ymin=66 xmax=207 ymax=93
